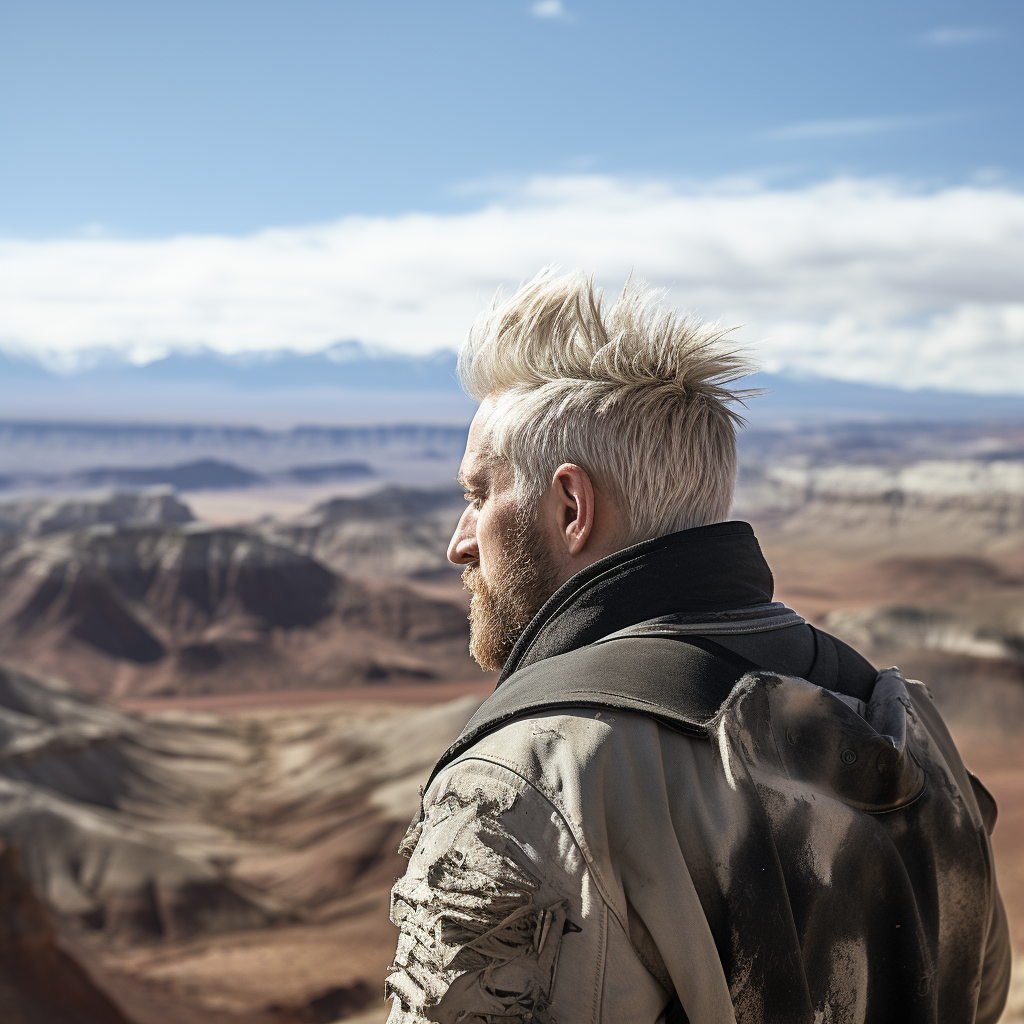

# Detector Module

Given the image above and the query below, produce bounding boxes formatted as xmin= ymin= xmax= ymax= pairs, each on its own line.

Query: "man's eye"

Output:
xmin=464 ymin=492 xmax=484 ymax=509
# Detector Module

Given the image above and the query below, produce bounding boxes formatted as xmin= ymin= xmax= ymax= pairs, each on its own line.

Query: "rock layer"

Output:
xmin=0 ymin=660 xmax=482 ymax=1021
xmin=0 ymin=840 xmax=134 ymax=1024
xmin=0 ymin=523 xmax=472 ymax=698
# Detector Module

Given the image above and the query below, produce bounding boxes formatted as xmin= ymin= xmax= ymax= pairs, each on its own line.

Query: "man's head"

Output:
xmin=448 ymin=268 xmax=752 ymax=670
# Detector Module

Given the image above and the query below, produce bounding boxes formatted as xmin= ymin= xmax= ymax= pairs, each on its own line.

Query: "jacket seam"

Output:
xmin=594 ymin=898 xmax=608 ymax=1024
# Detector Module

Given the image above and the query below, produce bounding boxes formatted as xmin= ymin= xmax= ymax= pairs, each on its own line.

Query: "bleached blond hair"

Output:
xmin=458 ymin=268 xmax=755 ymax=545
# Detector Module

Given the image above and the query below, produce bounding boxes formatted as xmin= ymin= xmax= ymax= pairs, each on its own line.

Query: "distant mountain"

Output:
xmin=0 ymin=459 xmax=266 ymax=493
xmin=744 ymin=372 xmax=1024 ymax=422
xmin=0 ymin=420 xmax=469 ymax=487
xmin=286 ymin=460 xmax=375 ymax=483
xmin=263 ymin=486 xmax=466 ymax=577
xmin=0 ymin=457 xmax=378 ymax=493
xmin=2 ymin=344 xmax=1021 ymax=426
xmin=0 ymin=345 xmax=475 ymax=425
xmin=0 ymin=521 xmax=472 ymax=697
xmin=0 ymin=342 xmax=461 ymax=391
xmin=0 ymin=488 xmax=194 ymax=535
xmin=72 ymin=458 xmax=263 ymax=490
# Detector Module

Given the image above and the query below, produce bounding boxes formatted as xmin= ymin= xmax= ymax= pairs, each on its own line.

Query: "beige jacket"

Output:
xmin=386 ymin=677 xmax=1009 ymax=1024
xmin=386 ymin=525 xmax=1009 ymax=1024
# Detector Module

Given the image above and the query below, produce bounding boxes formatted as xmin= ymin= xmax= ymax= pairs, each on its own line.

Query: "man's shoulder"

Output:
xmin=432 ymin=703 xmax=704 ymax=827
xmin=455 ymin=703 xmax=662 ymax=765
xmin=431 ymin=636 xmax=739 ymax=788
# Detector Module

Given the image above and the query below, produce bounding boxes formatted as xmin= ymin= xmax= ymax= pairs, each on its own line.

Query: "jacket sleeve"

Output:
xmin=975 ymin=885 xmax=1012 ymax=1024
xmin=965 ymin=771 xmax=1013 ymax=1024
xmin=385 ymin=756 xmax=671 ymax=1024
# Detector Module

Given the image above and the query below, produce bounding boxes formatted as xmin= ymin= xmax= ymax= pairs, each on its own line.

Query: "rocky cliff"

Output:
xmin=736 ymin=457 xmax=1024 ymax=551
xmin=0 ymin=660 xmax=480 ymax=1022
xmin=0 ymin=664 xmax=275 ymax=946
xmin=263 ymin=486 xmax=465 ymax=578
xmin=0 ymin=521 xmax=472 ymax=698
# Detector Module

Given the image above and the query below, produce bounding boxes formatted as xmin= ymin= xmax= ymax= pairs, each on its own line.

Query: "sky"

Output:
xmin=1 ymin=0 xmax=1023 ymax=393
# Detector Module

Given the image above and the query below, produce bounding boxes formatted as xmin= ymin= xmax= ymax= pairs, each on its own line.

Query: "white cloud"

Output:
xmin=764 ymin=115 xmax=937 ymax=141
xmin=2 ymin=175 xmax=1024 ymax=393
xmin=531 ymin=1 xmax=574 ymax=23
xmin=915 ymin=26 xmax=999 ymax=47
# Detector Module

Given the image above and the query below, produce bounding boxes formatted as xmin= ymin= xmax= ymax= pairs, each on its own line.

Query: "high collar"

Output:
xmin=497 ymin=521 xmax=774 ymax=684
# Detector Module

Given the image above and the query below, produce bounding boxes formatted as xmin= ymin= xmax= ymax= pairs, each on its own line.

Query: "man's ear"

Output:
xmin=551 ymin=463 xmax=596 ymax=556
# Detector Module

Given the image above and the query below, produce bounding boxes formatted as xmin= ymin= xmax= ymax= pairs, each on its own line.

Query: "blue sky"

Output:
xmin=1 ymin=1 xmax=1022 ymax=395
xmin=1 ymin=0 xmax=1021 ymax=236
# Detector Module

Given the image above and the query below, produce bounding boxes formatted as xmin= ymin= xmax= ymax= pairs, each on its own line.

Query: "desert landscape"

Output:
xmin=0 ymin=416 xmax=1022 ymax=1022
xmin=6 ymin=0 xmax=1020 ymax=1017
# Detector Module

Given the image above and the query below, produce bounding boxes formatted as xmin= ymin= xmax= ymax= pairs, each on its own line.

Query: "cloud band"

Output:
xmin=2 ymin=175 xmax=1023 ymax=393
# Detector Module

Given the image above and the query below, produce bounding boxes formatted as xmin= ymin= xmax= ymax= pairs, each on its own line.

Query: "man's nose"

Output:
xmin=447 ymin=506 xmax=479 ymax=565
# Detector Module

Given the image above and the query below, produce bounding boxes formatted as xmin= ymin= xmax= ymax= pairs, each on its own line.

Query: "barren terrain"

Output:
xmin=0 ymin=493 xmax=474 ymax=700
xmin=0 ymin=662 xmax=486 ymax=1023
xmin=0 ymin=418 xmax=1023 ymax=1022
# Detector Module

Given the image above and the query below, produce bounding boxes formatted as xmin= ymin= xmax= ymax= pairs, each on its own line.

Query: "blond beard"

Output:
xmin=463 ymin=511 xmax=561 ymax=672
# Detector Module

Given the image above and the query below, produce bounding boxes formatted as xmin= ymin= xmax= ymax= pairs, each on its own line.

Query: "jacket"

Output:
xmin=386 ymin=522 xmax=1011 ymax=1024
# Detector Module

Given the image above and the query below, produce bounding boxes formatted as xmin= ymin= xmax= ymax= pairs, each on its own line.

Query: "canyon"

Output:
xmin=0 ymin=416 xmax=1022 ymax=1022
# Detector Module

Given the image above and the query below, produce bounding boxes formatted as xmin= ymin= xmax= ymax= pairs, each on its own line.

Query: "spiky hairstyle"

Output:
xmin=458 ymin=267 xmax=754 ymax=542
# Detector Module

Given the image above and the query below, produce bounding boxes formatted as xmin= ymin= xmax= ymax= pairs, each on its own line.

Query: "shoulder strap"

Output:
xmin=426 ymin=635 xmax=757 ymax=788
xmin=806 ymin=626 xmax=840 ymax=689
xmin=429 ymin=620 xmax=847 ymax=789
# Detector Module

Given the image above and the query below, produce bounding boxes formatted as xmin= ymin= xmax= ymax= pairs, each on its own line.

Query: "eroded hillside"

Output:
xmin=2 ymin=432 xmax=1024 ymax=1021
xmin=0 ymin=662 xmax=481 ymax=1022
xmin=0 ymin=517 xmax=473 ymax=699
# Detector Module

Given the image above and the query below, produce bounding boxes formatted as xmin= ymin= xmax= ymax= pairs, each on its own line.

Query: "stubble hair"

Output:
xmin=463 ymin=503 xmax=561 ymax=672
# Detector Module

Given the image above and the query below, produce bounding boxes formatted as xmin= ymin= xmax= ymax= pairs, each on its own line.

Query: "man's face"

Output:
xmin=448 ymin=408 xmax=560 ymax=671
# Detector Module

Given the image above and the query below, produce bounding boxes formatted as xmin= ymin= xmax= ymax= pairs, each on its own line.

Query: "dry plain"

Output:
xmin=0 ymin=419 xmax=1022 ymax=1022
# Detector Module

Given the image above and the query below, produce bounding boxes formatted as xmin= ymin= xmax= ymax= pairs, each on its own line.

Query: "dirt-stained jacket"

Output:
xmin=386 ymin=524 xmax=1012 ymax=1024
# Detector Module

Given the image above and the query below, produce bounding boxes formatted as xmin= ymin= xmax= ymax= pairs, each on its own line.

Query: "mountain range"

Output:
xmin=0 ymin=343 xmax=460 ymax=391
xmin=2 ymin=343 xmax=1021 ymax=425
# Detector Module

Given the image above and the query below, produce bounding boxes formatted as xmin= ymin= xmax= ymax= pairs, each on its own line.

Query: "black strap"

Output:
xmin=430 ymin=624 xmax=847 ymax=787
xmin=426 ymin=635 xmax=758 ymax=789
xmin=807 ymin=627 xmax=840 ymax=690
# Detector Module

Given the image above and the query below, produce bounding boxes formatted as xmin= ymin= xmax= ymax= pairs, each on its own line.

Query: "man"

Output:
xmin=386 ymin=269 xmax=1011 ymax=1023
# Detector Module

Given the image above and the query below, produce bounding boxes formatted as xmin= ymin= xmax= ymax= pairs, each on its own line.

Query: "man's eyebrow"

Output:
xmin=458 ymin=473 xmax=489 ymax=493
xmin=458 ymin=470 xmax=487 ymax=493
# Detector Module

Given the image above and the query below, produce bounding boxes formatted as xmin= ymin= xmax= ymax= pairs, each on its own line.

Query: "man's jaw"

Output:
xmin=462 ymin=536 xmax=560 ymax=672
xmin=463 ymin=564 xmax=516 ymax=672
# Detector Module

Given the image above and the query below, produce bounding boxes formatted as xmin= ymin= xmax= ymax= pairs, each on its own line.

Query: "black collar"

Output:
xmin=497 ymin=521 xmax=774 ymax=684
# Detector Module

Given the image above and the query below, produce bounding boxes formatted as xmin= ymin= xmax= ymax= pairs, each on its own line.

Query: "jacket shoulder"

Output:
xmin=441 ymin=705 xmax=672 ymax=796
